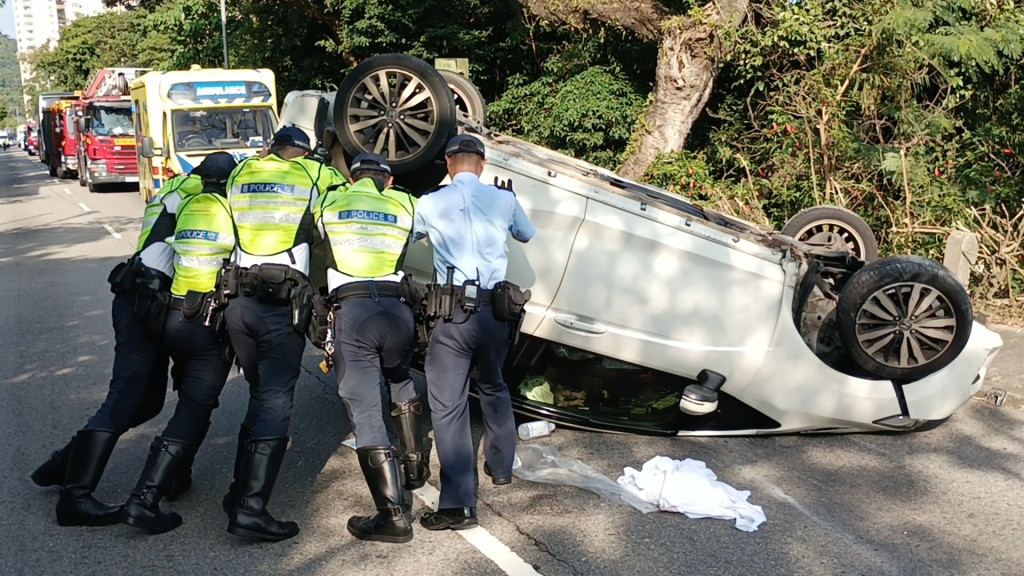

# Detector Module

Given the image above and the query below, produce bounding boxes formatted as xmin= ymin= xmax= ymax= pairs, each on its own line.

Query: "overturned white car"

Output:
xmin=285 ymin=54 xmax=1003 ymax=436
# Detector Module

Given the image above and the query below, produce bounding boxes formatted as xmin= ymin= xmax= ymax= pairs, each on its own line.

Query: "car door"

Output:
xmin=533 ymin=187 xmax=787 ymax=388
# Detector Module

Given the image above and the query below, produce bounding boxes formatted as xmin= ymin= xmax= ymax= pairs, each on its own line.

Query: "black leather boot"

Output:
xmin=227 ymin=438 xmax=299 ymax=542
xmin=391 ymin=397 xmax=430 ymax=490
xmin=55 ymin=430 xmax=123 ymax=527
xmin=347 ymin=446 xmax=414 ymax=544
xmin=32 ymin=440 xmax=72 ymax=487
xmin=165 ymin=421 xmax=210 ymax=502
xmin=222 ymin=425 xmax=253 ymax=514
xmin=122 ymin=437 xmax=194 ymax=534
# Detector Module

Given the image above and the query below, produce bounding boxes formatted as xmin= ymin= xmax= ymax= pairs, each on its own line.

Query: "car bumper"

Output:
xmin=90 ymin=174 xmax=139 ymax=185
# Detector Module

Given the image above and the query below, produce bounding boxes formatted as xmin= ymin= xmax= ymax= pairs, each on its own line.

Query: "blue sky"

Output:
xmin=1 ymin=1 xmax=15 ymax=40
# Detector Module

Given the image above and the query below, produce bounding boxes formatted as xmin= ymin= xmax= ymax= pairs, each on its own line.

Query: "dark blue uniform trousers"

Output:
xmin=224 ymin=295 xmax=306 ymax=439
xmin=86 ymin=291 xmax=174 ymax=433
xmin=159 ymin=309 xmax=232 ymax=444
xmin=425 ymin=302 xmax=516 ymax=509
xmin=331 ymin=294 xmax=416 ymax=447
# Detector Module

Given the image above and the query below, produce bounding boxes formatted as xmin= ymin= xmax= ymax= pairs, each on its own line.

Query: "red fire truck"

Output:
xmin=74 ymin=68 xmax=149 ymax=192
xmin=41 ymin=95 xmax=81 ymax=179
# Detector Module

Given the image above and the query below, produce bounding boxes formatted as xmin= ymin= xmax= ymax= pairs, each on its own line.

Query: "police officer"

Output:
xmin=221 ymin=126 xmax=345 ymax=542
xmin=313 ymin=153 xmax=421 ymax=543
xmin=30 ymin=171 xmax=202 ymax=527
xmin=121 ymin=152 xmax=238 ymax=534
xmin=413 ymin=134 xmax=535 ymax=531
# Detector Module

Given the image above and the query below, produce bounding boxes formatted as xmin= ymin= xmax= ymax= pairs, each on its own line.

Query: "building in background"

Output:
xmin=12 ymin=0 xmax=108 ymax=113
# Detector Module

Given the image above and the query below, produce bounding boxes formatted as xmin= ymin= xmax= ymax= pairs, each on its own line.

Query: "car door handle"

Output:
xmin=553 ymin=315 xmax=607 ymax=335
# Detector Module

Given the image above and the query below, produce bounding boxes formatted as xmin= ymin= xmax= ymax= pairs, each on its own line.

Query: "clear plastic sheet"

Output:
xmin=512 ymin=444 xmax=659 ymax=514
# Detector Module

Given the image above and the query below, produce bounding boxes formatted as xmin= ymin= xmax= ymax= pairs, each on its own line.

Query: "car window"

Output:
xmin=505 ymin=336 xmax=686 ymax=428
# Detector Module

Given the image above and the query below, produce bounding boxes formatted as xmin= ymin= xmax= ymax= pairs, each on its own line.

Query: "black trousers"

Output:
xmin=424 ymin=302 xmax=516 ymax=509
xmin=159 ymin=309 xmax=232 ymax=444
xmin=332 ymin=294 xmax=416 ymax=448
xmin=85 ymin=291 xmax=174 ymax=433
xmin=224 ymin=295 xmax=306 ymax=439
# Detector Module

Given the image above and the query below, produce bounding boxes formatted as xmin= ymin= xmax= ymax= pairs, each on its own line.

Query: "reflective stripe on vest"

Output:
xmin=137 ymin=174 xmax=202 ymax=252
xmin=170 ymin=193 xmax=235 ymax=296
xmin=227 ymin=155 xmax=316 ymax=257
xmin=319 ymin=179 xmax=415 ymax=278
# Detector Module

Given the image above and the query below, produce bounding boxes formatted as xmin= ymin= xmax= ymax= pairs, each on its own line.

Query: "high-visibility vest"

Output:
xmin=226 ymin=155 xmax=343 ymax=271
xmin=315 ymin=178 xmax=417 ymax=278
xmin=170 ymin=192 xmax=235 ymax=297
xmin=137 ymin=174 xmax=203 ymax=276
xmin=137 ymin=174 xmax=202 ymax=252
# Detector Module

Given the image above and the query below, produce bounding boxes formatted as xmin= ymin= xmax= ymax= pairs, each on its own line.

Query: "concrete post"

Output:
xmin=943 ymin=231 xmax=979 ymax=287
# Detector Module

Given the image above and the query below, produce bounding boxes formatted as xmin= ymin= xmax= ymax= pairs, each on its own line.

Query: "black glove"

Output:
xmin=311 ymin=144 xmax=332 ymax=165
xmin=493 ymin=176 xmax=515 ymax=195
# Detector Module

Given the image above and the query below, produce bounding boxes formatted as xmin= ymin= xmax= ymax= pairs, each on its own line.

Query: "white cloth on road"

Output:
xmin=617 ymin=456 xmax=766 ymax=532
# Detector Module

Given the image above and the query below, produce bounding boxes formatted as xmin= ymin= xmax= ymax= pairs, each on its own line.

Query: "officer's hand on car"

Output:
xmin=493 ymin=177 xmax=515 ymax=194
xmin=310 ymin=143 xmax=332 ymax=165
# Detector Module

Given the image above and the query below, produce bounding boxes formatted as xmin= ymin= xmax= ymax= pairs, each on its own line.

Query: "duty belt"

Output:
xmin=330 ymin=280 xmax=403 ymax=303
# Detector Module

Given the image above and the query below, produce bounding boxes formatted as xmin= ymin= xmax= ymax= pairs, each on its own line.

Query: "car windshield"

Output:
xmin=90 ymin=106 xmax=134 ymax=136
xmin=172 ymin=108 xmax=276 ymax=151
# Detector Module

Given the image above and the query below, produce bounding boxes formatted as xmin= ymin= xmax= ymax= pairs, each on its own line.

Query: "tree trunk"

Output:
xmin=619 ymin=1 xmax=749 ymax=178
xmin=516 ymin=0 xmax=749 ymax=178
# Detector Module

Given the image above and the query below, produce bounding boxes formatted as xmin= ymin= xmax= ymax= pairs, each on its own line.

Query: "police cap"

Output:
xmin=192 ymin=151 xmax=238 ymax=183
xmin=271 ymin=126 xmax=312 ymax=153
xmin=350 ymin=152 xmax=392 ymax=175
xmin=445 ymin=134 xmax=485 ymax=159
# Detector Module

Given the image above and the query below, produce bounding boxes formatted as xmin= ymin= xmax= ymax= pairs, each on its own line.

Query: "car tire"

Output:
xmin=334 ymin=54 xmax=457 ymax=175
xmin=439 ymin=70 xmax=487 ymax=128
xmin=781 ymin=206 xmax=879 ymax=262
xmin=835 ymin=255 xmax=973 ymax=382
xmin=393 ymin=160 xmax=449 ymax=197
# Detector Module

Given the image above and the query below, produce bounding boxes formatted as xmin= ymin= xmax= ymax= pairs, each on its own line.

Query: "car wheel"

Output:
xmin=393 ymin=161 xmax=449 ymax=197
xmin=781 ymin=206 xmax=879 ymax=262
xmin=835 ymin=256 xmax=972 ymax=381
xmin=439 ymin=70 xmax=487 ymax=127
xmin=334 ymin=53 xmax=457 ymax=175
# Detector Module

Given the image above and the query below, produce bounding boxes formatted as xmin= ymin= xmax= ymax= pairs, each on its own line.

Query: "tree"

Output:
xmin=516 ymin=0 xmax=749 ymax=178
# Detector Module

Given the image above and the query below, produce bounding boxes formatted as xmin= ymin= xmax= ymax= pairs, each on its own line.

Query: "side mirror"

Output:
xmin=140 ymin=136 xmax=155 ymax=158
xmin=76 ymin=117 xmax=88 ymax=133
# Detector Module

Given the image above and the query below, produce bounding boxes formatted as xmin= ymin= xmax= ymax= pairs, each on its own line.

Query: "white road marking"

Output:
xmin=78 ymin=202 xmax=91 ymax=213
xmin=413 ymin=482 xmax=542 ymax=576
xmin=102 ymin=224 xmax=122 ymax=239
xmin=63 ymin=188 xmax=71 ymax=195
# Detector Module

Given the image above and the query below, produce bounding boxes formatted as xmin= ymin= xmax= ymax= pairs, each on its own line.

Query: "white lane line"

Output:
xmin=413 ymin=483 xmax=542 ymax=576
xmin=78 ymin=202 xmax=91 ymax=212
xmin=63 ymin=187 xmax=71 ymax=195
xmin=102 ymin=224 xmax=122 ymax=239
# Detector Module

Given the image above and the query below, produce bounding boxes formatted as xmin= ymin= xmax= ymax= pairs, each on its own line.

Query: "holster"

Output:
xmin=306 ymin=294 xmax=332 ymax=349
xmin=493 ymin=281 xmax=531 ymax=346
xmin=181 ymin=290 xmax=208 ymax=322
xmin=107 ymin=256 xmax=141 ymax=294
xmin=492 ymin=281 xmax=529 ymax=322
xmin=131 ymin=265 xmax=172 ymax=336
xmin=290 ymin=280 xmax=314 ymax=335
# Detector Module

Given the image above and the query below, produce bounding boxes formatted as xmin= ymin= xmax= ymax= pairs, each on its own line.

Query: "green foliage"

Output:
xmin=659 ymin=0 xmax=1024 ymax=298
xmin=0 ymin=35 xmax=22 ymax=129
xmin=490 ymin=64 xmax=645 ymax=168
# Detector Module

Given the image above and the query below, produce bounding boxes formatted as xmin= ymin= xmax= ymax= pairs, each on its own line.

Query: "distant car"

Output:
xmin=299 ymin=54 xmax=1004 ymax=436
xmin=26 ymin=134 xmax=38 ymax=156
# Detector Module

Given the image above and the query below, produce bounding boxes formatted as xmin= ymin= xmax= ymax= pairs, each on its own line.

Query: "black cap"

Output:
xmin=445 ymin=134 xmax=485 ymax=159
xmin=271 ymin=126 xmax=312 ymax=152
xmin=350 ymin=152 xmax=392 ymax=175
xmin=191 ymin=151 xmax=238 ymax=183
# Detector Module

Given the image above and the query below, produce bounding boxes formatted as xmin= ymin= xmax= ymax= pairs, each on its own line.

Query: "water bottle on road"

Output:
xmin=518 ymin=420 xmax=556 ymax=440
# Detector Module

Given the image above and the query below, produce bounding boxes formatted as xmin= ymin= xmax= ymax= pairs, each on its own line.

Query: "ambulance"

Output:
xmin=131 ymin=66 xmax=279 ymax=201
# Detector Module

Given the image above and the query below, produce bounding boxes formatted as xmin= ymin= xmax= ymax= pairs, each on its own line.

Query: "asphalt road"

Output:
xmin=2 ymin=147 xmax=1023 ymax=576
